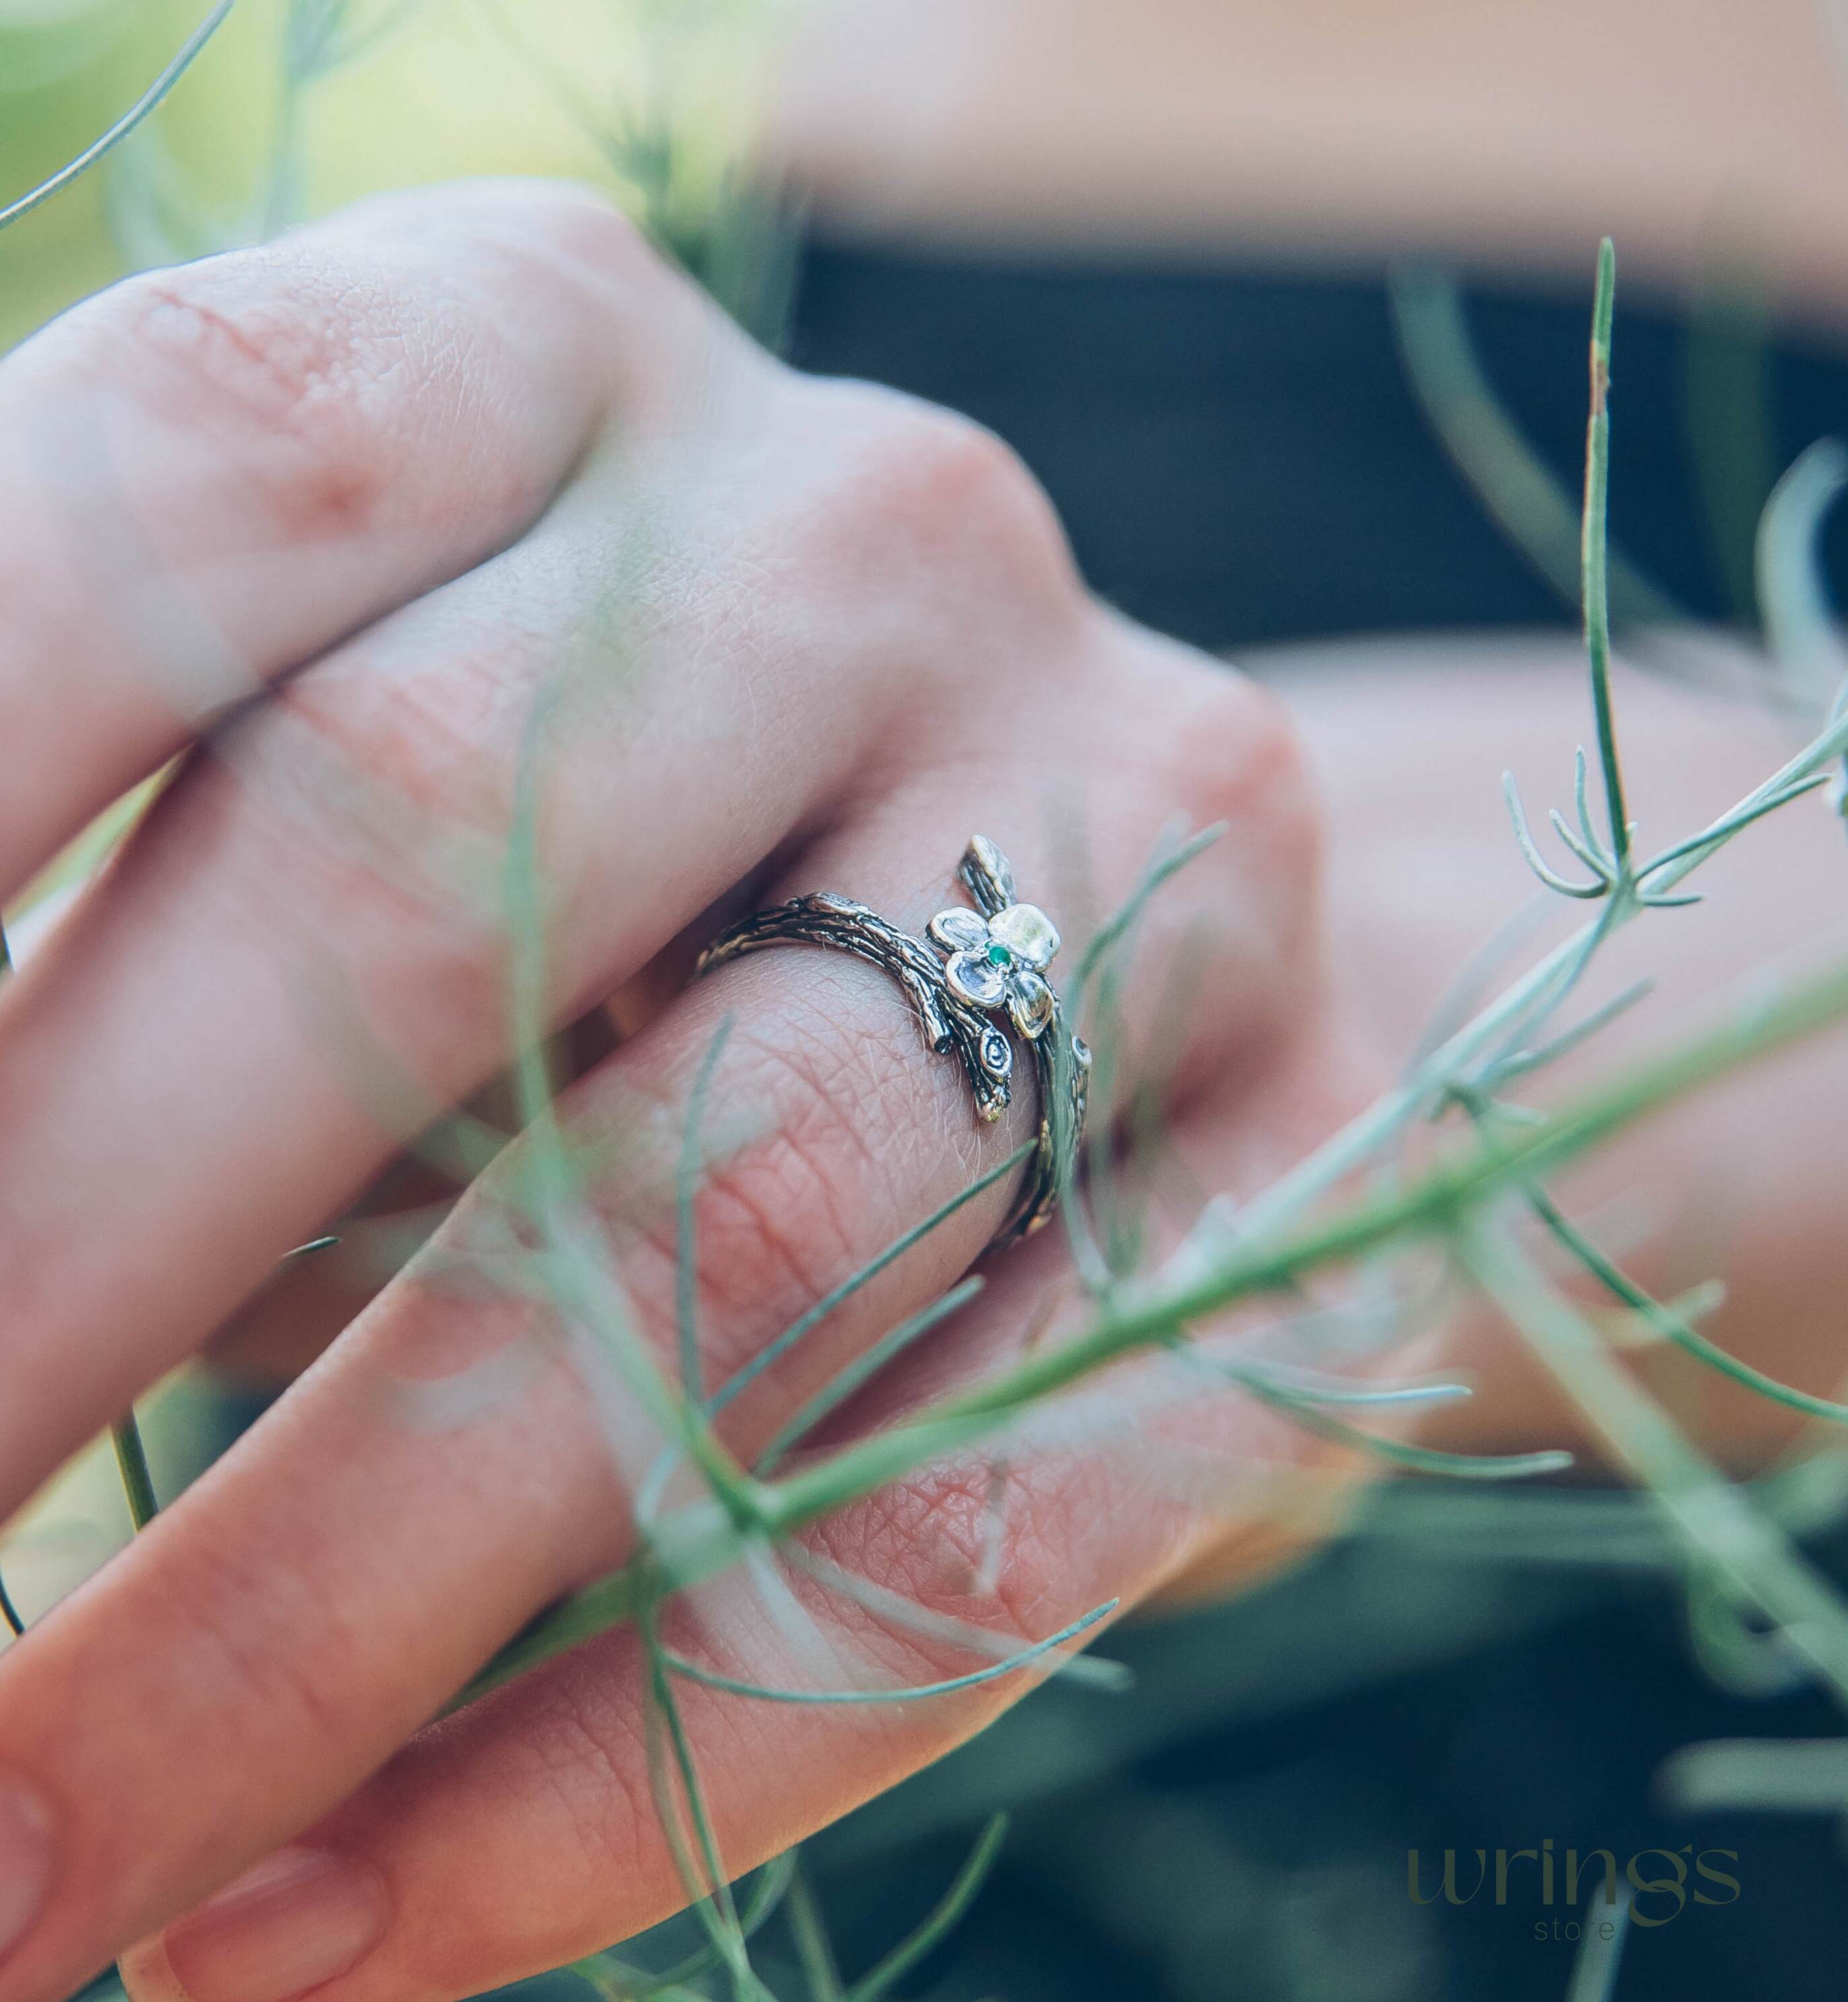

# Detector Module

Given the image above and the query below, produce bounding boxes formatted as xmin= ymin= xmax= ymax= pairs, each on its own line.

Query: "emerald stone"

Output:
xmin=986 ymin=942 xmax=1012 ymax=967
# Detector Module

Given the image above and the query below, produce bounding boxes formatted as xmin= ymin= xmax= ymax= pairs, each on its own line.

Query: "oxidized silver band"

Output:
xmin=696 ymin=836 xmax=1090 ymax=1246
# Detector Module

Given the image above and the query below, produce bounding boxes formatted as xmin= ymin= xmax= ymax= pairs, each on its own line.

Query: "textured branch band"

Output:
xmin=696 ymin=836 xmax=1089 ymax=1247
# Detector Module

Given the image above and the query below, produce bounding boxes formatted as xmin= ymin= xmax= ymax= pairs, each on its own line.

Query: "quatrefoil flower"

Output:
xmin=929 ymin=899 xmax=1061 ymax=1039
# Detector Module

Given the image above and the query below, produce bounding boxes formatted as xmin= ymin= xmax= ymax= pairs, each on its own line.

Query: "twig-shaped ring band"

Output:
xmin=696 ymin=836 xmax=1089 ymax=1246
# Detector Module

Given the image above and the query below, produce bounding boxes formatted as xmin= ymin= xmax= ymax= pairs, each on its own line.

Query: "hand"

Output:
xmin=0 ymin=181 xmax=1345 ymax=2002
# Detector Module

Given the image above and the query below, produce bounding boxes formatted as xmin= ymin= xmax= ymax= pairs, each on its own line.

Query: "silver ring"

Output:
xmin=696 ymin=835 xmax=1090 ymax=1246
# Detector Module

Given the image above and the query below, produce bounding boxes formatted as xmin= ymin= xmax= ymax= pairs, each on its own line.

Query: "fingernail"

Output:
xmin=133 ymin=1848 xmax=390 ymax=2002
xmin=0 ymin=1771 xmax=54 ymax=1962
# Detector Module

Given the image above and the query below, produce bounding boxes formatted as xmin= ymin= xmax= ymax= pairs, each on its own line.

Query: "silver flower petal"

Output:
xmin=929 ymin=907 xmax=990 ymax=953
xmin=967 ymin=835 xmax=1017 ymax=905
xmin=1006 ymin=967 xmax=1055 ymax=1039
xmin=945 ymin=948 xmax=1008 ymax=1008
xmin=989 ymin=901 xmax=1060 ymax=970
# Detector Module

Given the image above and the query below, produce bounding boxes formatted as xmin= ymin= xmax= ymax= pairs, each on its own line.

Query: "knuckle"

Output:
xmin=802 ymin=1448 xmax=1190 ymax=1693
xmin=1157 ymin=668 xmax=1324 ymax=1025
xmin=454 ymin=177 xmax=653 ymax=277
xmin=257 ymin=620 xmax=524 ymax=834
xmin=1179 ymin=669 xmax=1319 ymax=876
xmin=800 ymin=1459 xmax=1077 ymax=1685
xmin=620 ymin=969 xmax=945 ymax=1361
xmin=794 ymin=380 xmax=1084 ymax=636
xmin=400 ymin=1651 xmax=689 ymax=1980
xmin=189 ymin=703 xmax=514 ymax=1083
xmin=1057 ymin=633 xmax=1326 ymax=1044
xmin=361 ymin=181 xmax=744 ymax=412
xmin=694 ymin=1122 xmax=865 ymax=1329
xmin=345 ymin=176 xmax=667 ymax=317
xmin=496 ymin=1664 xmax=661 ymax=1903
xmin=152 ymin=1531 xmax=363 ymax=1755
xmin=36 ymin=179 xmax=685 ymax=559
xmin=82 ymin=252 xmax=404 ymax=544
xmin=487 ymin=1634 xmax=776 ymax=1945
xmin=883 ymin=402 xmax=1056 ymax=550
xmin=1112 ymin=644 xmax=1322 ymax=922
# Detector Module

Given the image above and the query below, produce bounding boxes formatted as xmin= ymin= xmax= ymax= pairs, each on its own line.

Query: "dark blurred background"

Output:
xmin=792 ymin=245 xmax=1848 ymax=650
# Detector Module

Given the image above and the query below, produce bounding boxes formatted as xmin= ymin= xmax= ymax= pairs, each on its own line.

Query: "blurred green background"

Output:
xmin=0 ymin=0 xmax=785 ymax=349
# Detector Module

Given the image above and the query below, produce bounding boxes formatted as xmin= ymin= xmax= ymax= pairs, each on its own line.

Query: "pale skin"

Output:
xmin=778 ymin=0 xmax=1848 ymax=314
xmin=1 ymin=138 xmax=1848 ymax=2002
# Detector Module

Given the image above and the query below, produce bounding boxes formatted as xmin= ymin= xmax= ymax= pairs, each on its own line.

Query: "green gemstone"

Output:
xmin=985 ymin=941 xmax=1012 ymax=966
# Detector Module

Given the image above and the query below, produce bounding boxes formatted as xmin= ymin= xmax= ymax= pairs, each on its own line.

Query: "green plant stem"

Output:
xmin=842 ymin=1815 xmax=1009 ymax=2002
xmin=1491 ymin=977 xmax=1653 ymax=1084
xmin=570 ymin=1853 xmax=794 ymax=2002
xmin=261 ymin=68 xmax=305 ymax=241
xmin=784 ymin=1862 xmax=844 ymax=2002
xmin=1564 ymin=1885 xmax=1632 ymax=2002
xmin=283 ymin=1234 xmax=341 ymax=1261
xmin=1386 ymin=267 xmax=1678 ymax=626
xmin=753 ymin=1276 xmax=985 ymax=1476
xmin=0 ymin=1 xmax=237 ymax=233
xmin=1584 ymin=239 xmax=1631 ymax=870
xmin=706 ymin=1142 xmax=1033 ymax=1418
xmin=663 ymin=1598 xmax=1116 ymax=1705
xmin=1232 ymin=687 xmax=1848 ymax=1249
xmin=1638 ymin=775 xmax=1830 ymax=879
xmin=112 ymin=1414 xmax=159 ymax=1531
xmin=637 ymin=1599 xmax=756 ymax=1991
xmin=503 ymin=690 xmax=760 ymax=1527
xmin=1233 ymin=243 xmax=1848 ymax=1246
xmin=458 ymin=944 xmax=1848 ymax=1707
xmin=1523 ymin=1181 xmax=1848 ymax=1423
xmin=675 ymin=1017 xmax=735 ymax=1403
xmin=1756 ymin=439 xmax=1848 ymax=706
xmin=1461 ymin=1225 xmax=1848 ymax=1706
xmin=1185 ymin=1350 xmax=1570 ymax=1481
xmin=1452 ymin=1085 xmax=1848 ymax=1422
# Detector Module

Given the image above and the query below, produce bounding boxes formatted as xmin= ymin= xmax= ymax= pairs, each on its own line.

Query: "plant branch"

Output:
xmin=458 ymin=944 xmax=1848 ymax=1707
xmin=0 ymin=1 xmax=237 ymax=235
xmin=111 ymin=1414 xmax=159 ymax=1531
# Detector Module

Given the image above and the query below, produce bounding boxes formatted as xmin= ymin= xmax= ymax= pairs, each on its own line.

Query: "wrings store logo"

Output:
xmin=1407 ymin=1841 xmax=1740 ymax=1931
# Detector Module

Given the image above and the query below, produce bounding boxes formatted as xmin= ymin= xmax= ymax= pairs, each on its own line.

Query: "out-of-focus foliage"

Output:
xmin=0 ymin=0 xmax=795 ymax=349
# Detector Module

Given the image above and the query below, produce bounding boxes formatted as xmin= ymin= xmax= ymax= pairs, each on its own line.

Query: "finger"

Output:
xmin=0 ymin=175 xmax=715 ymax=895
xmin=0 ymin=357 xmax=1091 ymax=1515
xmin=0 ymin=665 xmax=1302 ymax=2000
xmin=119 ymin=1087 xmax=1372 ymax=2002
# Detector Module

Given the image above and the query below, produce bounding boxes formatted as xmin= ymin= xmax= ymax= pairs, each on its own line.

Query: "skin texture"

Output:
xmin=2 ymin=179 xmax=1847 ymax=2002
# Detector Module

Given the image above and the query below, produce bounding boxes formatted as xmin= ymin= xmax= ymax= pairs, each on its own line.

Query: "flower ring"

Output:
xmin=695 ymin=834 xmax=1088 ymax=1247
xmin=927 ymin=899 xmax=1060 ymax=1040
